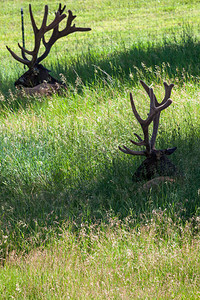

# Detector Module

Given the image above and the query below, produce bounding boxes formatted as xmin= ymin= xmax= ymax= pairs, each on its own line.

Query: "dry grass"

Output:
xmin=1 ymin=215 xmax=200 ymax=299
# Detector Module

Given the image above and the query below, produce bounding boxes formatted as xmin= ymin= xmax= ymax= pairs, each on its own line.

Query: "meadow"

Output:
xmin=0 ymin=0 xmax=200 ymax=298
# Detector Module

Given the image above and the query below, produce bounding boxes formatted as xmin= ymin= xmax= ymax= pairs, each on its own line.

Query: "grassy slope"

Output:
xmin=0 ymin=0 xmax=200 ymax=298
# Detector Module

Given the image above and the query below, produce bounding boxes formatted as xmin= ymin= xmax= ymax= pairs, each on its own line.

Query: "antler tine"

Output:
xmin=118 ymin=146 xmax=146 ymax=156
xmin=130 ymin=90 xmax=156 ymax=126
xmin=64 ymin=10 xmax=92 ymax=33
xmin=58 ymin=4 xmax=66 ymax=15
xmin=150 ymin=98 xmax=172 ymax=149
xmin=140 ymin=80 xmax=159 ymax=106
xmin=29 ymin=4 xmax=38 ymax=35
xmin=150 ymin=82 xmax=174 ymax=149
xmin=161 ymin=82 xmax=174 ymax=104
xmin=66 ymin=10 xmax=77 ymax=28
xmin=130 ymin=139 xmax=145 ymax=146
xmin=46 ymin=9 xmax=66 ymax=32
xmin=29 ymin=4 xmax=65 ymax=35
xmin=6 ymin=45 xmax=30 ymax=66
xmin=134 ymin=133 xmax=143 ymax=141
xmin=6 ymin=3 xmax=40 ymax=63
xmin=130 ymin=133 xmax=144 ymax=146
xmin=132 ymin=83 xmax=158 ymax=126
xmin=130 ymin=92 xmax=144 ymax=124
xmin=147 ymin=87 xmax=158 ymax=125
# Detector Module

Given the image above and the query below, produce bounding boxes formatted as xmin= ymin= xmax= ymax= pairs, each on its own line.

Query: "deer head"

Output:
xmin=14 ymin=64 xmax=56 ymax=88
xmin=119 ymin=81 xmax=177 ymax=181
xmin=6 ymin=4 xmax=91 ymax=88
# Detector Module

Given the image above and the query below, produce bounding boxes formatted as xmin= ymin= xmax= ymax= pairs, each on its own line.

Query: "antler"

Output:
xmin=38 ymin=5 xmax=91 ymax=64
xmin=140 ymin=80 xmax=174 ymax=150
xmin=6 ymin=4 xmax=91 ymax=68
xmin=119 ymin=81 xmax=173 ymax=157
xmin=6 ymin=4 xmax=66 ymax=68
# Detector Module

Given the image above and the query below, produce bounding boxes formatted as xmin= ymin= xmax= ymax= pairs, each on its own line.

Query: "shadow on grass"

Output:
xmin=0 ymin=130 xmax=200 ymax=258
xmin=51 ymin=30 xmax=200 ymax=86
xmin=0 ymin=29 xmax=200 ymax=112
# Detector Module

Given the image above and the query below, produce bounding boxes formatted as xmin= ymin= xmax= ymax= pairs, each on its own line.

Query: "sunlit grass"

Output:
xmin=1 ymin=216 xmax=200 ymax=299
xmin=1 ymin=0 xmax=200 ymax=73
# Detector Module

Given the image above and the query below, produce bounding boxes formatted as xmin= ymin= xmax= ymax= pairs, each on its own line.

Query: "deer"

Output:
xmin=6 ymin=3 xmax=91 ymax=94
xmin=119 ymin=80 xmax=178 ymax=182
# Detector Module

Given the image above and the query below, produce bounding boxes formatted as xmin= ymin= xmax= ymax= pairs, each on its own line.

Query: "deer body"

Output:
xmin=133 ymin=148 xmax=177 ymax=181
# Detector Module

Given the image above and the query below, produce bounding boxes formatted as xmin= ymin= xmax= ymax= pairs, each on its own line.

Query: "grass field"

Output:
xmin=0 ymin=0 xmax=200 ymax=298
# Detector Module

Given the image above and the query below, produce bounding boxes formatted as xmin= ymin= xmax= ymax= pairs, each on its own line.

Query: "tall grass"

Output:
xmin=1 ymin=217 xmax=200 ymax=299
xmin=0 ymin=0 xmax=200 ymax=297
xmin=0 ymin=69 xmax=200 ymax=261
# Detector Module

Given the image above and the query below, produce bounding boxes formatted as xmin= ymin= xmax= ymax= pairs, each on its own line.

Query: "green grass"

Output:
xmin=0 ymin=0 xmax=200 ymax=298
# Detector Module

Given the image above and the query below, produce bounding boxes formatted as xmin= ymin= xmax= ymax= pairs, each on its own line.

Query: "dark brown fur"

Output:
xmin=14 ymin=64 xmax=61 ymax=88
xmin=132 ymin=148 xmax=177 ymax=181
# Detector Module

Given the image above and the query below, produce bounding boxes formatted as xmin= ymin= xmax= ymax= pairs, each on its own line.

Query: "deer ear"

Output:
xmin=165 ymin=147 xmax=177 ymax=155
xmin=37 ymin=64 xmax=51 ymax=72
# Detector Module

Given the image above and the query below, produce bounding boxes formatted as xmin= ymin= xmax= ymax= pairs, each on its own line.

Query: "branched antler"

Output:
xmin=38 ymin=6 xmax=91 ymax=64
xmin=6 ymin=4 xmax=91 ymax=69
xmin=119 ymin=81 xmax=173 ymax=157
xmin=140 ymin=80 xmax=174 ymax=150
